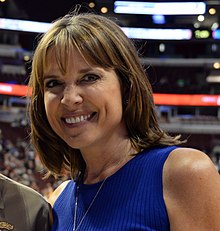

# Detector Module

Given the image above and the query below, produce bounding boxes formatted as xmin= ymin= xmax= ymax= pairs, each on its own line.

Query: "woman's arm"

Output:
xmin=163 ymin=148 xmax=220 ymax=231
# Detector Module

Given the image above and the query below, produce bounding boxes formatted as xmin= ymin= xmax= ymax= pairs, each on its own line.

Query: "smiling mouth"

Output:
xmin=64 ymin=113 xmax=95 ymax=124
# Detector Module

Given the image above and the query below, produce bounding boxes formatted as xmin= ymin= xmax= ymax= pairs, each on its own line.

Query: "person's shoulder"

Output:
xmin=165 ymin=147 xmax=215 ymax=175
xmin=1 ymin=174 xmax=42 ymax=197
xmin=163 ymin=147 xmax=219 ymax=193
xmin=48 ymin=180 xmax=71 ymax=207
xmin=163 ymin=148 xmax=220 ymax=229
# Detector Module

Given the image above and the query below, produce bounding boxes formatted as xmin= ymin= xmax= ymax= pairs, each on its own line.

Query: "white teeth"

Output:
xmin=65 ymin=114 xmax=91 ymax=124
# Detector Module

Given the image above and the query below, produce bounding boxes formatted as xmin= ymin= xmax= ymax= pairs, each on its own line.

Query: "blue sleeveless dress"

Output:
xmin=51 ymin=146 xmax=177 ymax=231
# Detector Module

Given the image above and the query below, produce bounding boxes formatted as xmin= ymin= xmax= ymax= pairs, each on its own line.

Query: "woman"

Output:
xmin=28 ymin=12 xmax=220 ymax=231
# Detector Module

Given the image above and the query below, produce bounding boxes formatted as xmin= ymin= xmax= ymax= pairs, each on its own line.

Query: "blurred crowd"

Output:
xmin=0 ymin=128 xmax=64 ymax=199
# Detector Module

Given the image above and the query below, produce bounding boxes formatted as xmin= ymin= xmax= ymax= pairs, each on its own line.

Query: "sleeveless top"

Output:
xmin=51 ymin=146 xmax=177 ymax=231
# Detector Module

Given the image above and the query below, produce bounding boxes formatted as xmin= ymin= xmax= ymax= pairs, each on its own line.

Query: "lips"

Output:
xmin=64 ymin=113 xmax=92 ymax=124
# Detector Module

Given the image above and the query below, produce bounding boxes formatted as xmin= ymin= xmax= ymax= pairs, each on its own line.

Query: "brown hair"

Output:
xmin=28 ymin=12 xmax=183 ymax=179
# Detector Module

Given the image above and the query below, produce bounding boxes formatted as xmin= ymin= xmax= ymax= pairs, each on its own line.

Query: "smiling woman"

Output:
xmin=28 ymin=9 xmax=220 ymax=231
xmin=43 ymin=47 xmax=124 ymax=151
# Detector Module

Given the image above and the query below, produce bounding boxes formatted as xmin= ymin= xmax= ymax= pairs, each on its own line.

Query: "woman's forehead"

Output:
xmin=44 ymin=47 xmax=96 ymax=74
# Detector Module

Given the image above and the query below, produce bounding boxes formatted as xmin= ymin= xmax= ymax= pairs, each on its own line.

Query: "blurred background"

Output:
xmin=0 ymin=0 xmax=220 ymax=198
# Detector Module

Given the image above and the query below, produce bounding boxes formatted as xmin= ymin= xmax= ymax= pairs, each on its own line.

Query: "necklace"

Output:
xmin=73 ymin=177 xmax=107 ymax=231
xmin=73 ymin=154 xmax=133 ymax=230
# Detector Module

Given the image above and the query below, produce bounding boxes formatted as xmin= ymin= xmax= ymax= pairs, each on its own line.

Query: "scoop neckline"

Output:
xmin=78 ymin=149 xmax=147 ymax=189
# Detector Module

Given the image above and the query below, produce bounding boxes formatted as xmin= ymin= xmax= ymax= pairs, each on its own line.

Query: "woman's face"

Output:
xmin=43 ymin=47 xmax=127 ymax=152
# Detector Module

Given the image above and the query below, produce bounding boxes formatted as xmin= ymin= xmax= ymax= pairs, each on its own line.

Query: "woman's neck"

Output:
xmin=81 ymin=139 xmax=137 ymax=184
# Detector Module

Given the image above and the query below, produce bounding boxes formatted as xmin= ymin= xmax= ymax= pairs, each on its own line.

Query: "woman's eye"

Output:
xmin=45 ymin=80 xmax=62 ymax=88
xmin=82 ymin=74 xmax=100 ymax=83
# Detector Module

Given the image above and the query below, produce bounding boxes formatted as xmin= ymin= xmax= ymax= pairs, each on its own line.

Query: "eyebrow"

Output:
xmin=43 ymin=74 xmax=59 ymax=80
xmin=43 ymin=66 xmax=103 ymax=79
xmin=78 ymin=67 xmax=95 ymax=74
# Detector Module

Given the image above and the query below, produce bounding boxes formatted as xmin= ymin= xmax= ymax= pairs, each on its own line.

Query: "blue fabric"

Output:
xmin=51 ymin=146 xmax=177 ymax=231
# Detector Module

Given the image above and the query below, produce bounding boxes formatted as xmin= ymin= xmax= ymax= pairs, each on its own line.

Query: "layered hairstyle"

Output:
xmin=28 ymin=12 xmax=183 ymax=179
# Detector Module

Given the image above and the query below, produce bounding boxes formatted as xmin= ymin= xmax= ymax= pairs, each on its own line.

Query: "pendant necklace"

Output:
xmin=73 ymin=177 xmax=107 ymax=231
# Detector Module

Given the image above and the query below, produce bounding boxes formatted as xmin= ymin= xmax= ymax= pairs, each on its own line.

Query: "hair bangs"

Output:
xmin=49 ymin=29 xmax=76 ymax=75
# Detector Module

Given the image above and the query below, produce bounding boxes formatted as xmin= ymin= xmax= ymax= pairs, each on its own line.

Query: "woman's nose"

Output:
xmin=61 ymin=84 xmax=83 ymax=106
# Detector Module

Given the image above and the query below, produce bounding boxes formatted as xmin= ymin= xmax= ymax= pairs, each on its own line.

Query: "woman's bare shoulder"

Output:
xmin=163 ymin=147 xmax=219 ymax=192
xmin=163 ymin=147 xmax=220 ymax=230
xmin=48 ymin=180 xmax=71 ymax=207
xmin=165 ymin=147 xmax=215 ymax=174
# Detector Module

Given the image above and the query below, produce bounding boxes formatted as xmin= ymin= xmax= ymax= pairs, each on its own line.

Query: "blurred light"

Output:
xmin=101 ymin=7 xmax=108 ymax=14
xmin=121 ymin=27 xmax=192 ymax=40
xmin=197 ymin=15 xmax=205 ymax=22
xmin=211 ymin=22 xmax=219 ymax=31
xmin=176 ymin=79 xmax=185 ymax=88
xmin=159 ymin=43 xmax=165 ymax=52
xmin=209 ymin=8 xmax=216 ymax=15
xmin=193 ymin=22 xmax=200 ymax=28
xmin=0 ymin=18 xmax=51 ymax=33
xmin=114 ymin=1 xmax=206 ymax=15
xmin=154 ymin=93 xmax=220 ymax=106
xmin=152 ymin=15 xmax=165 ymax=24
xmin=213 ymin=29 xmax=220 ymax=39
xmin=194 ymin=29 xmax=210 ymax=39
xmin=213 ymin=62 xmax=220 ymax=69
xmin=0 ymin=83 xmax=29 ymax=96
xmin=0 ymin=0 xmax=6 ymax=2
xmin=206 ymin=76 xmax=220 ymax=83
xmin=23 ymin=55 xmax=30 ymax=61
xmin=211 ymin=44 xmax=218 ymax=52
xmin=89 ymin=2 xmax=95 ymax=8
